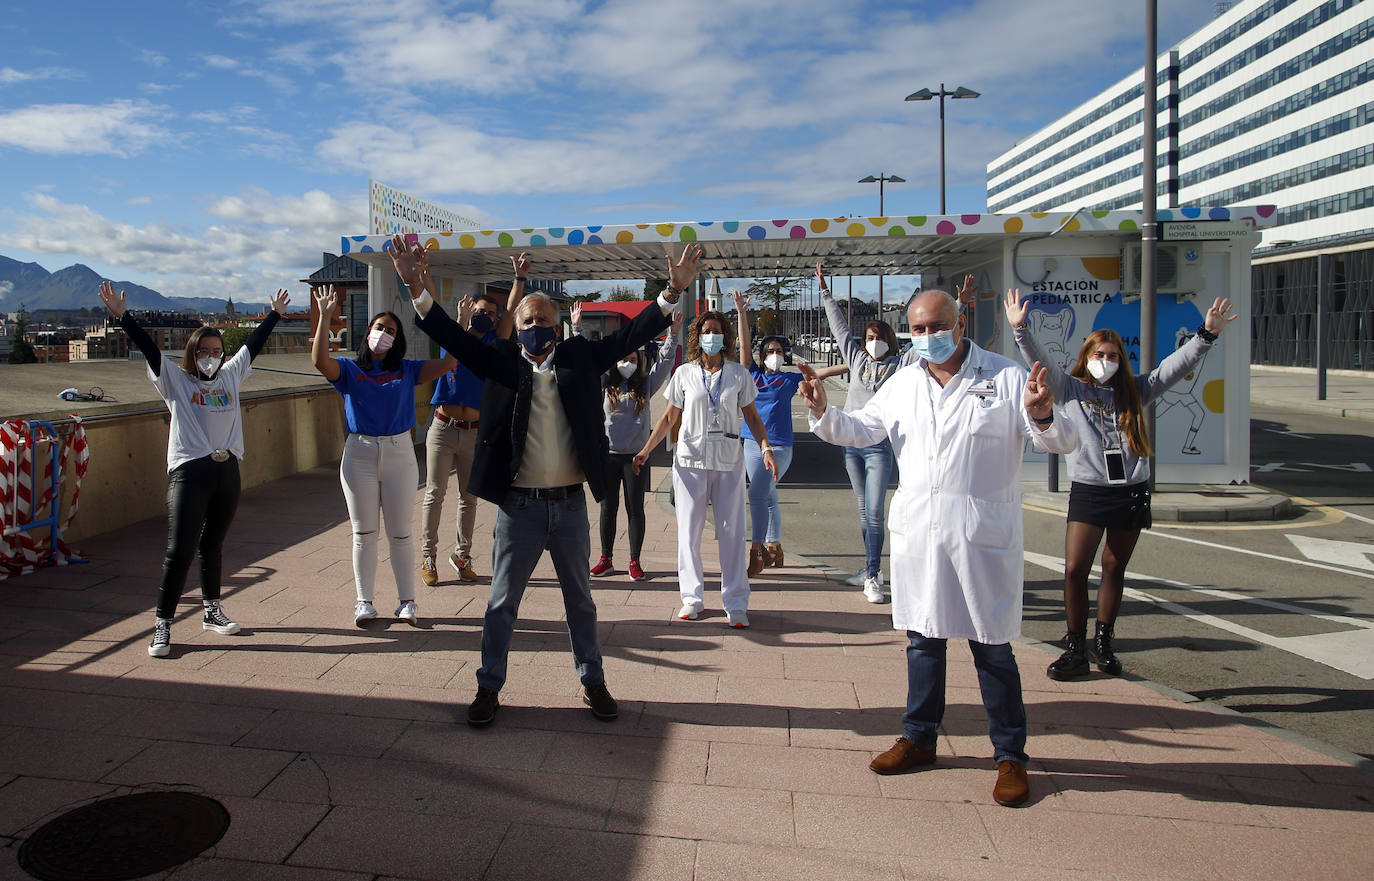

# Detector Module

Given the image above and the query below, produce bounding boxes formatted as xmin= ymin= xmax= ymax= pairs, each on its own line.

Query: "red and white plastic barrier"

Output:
xmin=1 ymin=417 xmax=88 ymax=580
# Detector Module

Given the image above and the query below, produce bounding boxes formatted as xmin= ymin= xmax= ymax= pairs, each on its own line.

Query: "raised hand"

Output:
xmin=511 ymin=252 xmax=531 ymax=279
xmin=388 ymin=234 xmax=426 ymax=288
xmin=1204 ymin=297 xmax=1237 ymax=335
xmin=670 ymin=309 xmax=683 ymax=335
xmin=731 ymin=289 xmax=749 ymax=313
xmin=815 ymin=262 xmax=829 ymax=293
xmin=1024 ymin=361 xmax=1055 ymax=420
xmin=97 ymin=281 xmax=126 ymax=319
xmin=457 ymin=295 xmax=476 ymax=328
xmin=796 ymin=362 xmax=828 ymax=416
xmin=957 ymin=274 xmax=977 ymax=307
xmin=1004 ymin=288 xmax=1029 ymax=328
xmin=269 ymin=288 xmax=290 ymax=315
xmin=570 ymin=301 xmax=583 ymax=328
xmin=314 ymin=284 xmax=341 ymax=317
xmin=666 ymin=243 xmax=706 ymax=296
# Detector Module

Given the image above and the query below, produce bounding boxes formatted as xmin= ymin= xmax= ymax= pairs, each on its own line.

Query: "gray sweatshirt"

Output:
xmin=1013 ymin=325 xmax=1214 ymax=486
xmin=594 ymin=330 xmax=678 ymax=454
xmin=820 ymin=287 xmax=919 ymax=412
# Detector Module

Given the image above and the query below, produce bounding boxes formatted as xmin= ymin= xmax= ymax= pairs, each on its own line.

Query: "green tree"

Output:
xmin=744 ymin=276 xmax=807 ymax=314
xmin=220 ymin=325 xmax=251 ymax=357
xmin=570 ymin=291 xmax=603 ymax=304
xmin=643 ymin=278 xmax=668 ymax=301
xmin=7 ymin=305 xmax=37 ymax=364
xmin=608 ymin=284 xmax=639 ymax=302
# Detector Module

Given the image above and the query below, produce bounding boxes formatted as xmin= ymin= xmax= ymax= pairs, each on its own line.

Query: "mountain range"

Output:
xmin=0 ymin=254 xmax=260 ymax=315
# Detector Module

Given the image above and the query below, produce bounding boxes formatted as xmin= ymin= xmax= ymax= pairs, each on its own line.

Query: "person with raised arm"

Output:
xmin=815 ymin=264 xmax=978 ymax=603
xmin=98 ymin=281 xmax=289 ymax=658
xmin=393 ymin=236 xmax=692 ymax=727
xmin=573 ymin=305 xmax=682 ymax=581
xmin=797 ymin=287 xmax=1075 ymax=808
xmin=633 ymin=303 xmax=778 ymax=629
xmin=312 ymin=283 xmax=455 ymax=628
xmin=1005 ymin=289 xmax=1237 ymax=680
xmin=419 ymin=259 xmax=524 ymax=587
xmin=732 ymin=289 xmax=804 ymax=576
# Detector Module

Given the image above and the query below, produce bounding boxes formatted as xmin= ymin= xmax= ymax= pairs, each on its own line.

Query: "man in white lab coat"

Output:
xmin=798 ymin=289 xmax=1075 ymax=807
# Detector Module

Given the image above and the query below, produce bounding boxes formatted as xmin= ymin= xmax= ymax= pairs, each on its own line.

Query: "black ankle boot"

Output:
xmin=1046 ymin=630 xmax=1089 ymax=681
xmin=1092 ymin=621 xmax=1123 ymax=675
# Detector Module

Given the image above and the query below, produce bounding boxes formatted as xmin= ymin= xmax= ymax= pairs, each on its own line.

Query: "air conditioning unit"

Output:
xmin=1119 ymin=244 xmax=1205 ymax=302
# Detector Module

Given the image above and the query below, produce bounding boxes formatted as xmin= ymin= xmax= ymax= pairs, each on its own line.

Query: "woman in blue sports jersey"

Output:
xmin=312 ymin=283 xmax=454 ymax=627
xmin=732 ymin=290 xmax=806 ymax=576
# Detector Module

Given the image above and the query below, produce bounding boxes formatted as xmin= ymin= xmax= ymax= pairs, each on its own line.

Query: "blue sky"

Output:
xmin=0 ymin=0 xmax=1219 ymax=304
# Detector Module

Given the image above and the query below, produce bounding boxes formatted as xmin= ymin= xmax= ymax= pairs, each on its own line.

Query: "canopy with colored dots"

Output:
xmin=341 ymin=206 xmax=1276 ymax=282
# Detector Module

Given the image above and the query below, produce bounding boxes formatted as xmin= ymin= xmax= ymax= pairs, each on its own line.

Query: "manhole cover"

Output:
xmin=18 ymin=792 xmax=229 ymax=881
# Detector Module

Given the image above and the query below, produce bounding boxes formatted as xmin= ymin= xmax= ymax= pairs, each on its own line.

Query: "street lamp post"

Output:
xmin=904 ymin=84 xmax=980 ymax=215
xmin=859 ymin=173 xmax=904 ymax=312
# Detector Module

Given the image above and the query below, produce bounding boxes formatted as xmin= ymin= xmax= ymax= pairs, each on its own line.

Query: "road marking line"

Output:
xmin=1143 ymin=529 xmax=1374 ymax=581
xmin=1023 ymin=550 xmax=1374 ymax=679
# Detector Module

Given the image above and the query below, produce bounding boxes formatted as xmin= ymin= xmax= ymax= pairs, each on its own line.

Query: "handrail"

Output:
xmin=12 ymin=383 xmax=335 ymax=433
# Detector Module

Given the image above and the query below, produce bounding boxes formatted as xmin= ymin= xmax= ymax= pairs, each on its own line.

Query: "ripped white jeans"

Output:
xmin=340 ymin=432 xmax=418 ymax=604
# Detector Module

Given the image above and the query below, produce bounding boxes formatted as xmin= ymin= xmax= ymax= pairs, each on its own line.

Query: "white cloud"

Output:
xmin=0 ymin=190 xmax=367 ymax=300
xmin=0 ymin=66 xmax=81 ymax=85
xmin=203 ymin=54 xmax=241 ymax=70
xmin=0 ymin=101 xmax=170 ymax=157
xmin=125 ymin=195 xmax=153 ymax=205
xmin=138 ymin=49 xmax=169 ymax=68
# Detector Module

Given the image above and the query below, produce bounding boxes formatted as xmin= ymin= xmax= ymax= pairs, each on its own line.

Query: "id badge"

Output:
xmin=1103 ymin=448 xmax=1128 ymax=485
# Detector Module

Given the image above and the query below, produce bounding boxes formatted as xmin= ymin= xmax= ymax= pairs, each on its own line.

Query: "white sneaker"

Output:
xmin=725 ymin=610 xmax=751 ymax=628
xmin=678 ymin=603 xmax=702 ymax=620
xmin=395 ymin=601 xmax=418 ymax=625
xmin=863 ymin=576 xmax=889 ymax=604
xmin=354 ymin=601 xmax=378 ymax=627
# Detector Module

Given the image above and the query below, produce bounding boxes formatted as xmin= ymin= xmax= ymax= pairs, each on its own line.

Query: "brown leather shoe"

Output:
xmin=869 ymin=738 xmax=936 ymax=775
xmin=993 ymin=760 xmax=1030 ymax=807
xmin=765 ymin=542 xmax=784 ymax=567
xmin=747 ymin=543 xmax=767 ymax=577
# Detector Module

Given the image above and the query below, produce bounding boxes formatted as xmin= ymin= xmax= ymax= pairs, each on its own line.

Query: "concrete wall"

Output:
xmin=43 ymin=387 xmax=351 ymax=542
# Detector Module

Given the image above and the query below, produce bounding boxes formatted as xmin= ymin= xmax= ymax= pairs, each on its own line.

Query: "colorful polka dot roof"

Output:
xmin=342 ymin=206 xmax=1276 ymax=256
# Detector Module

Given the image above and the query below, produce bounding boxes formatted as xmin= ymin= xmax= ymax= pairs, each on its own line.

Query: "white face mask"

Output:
xmin=1087 ymin=359 xmax=1119 ymax=383
xmin=368 ymin=328 xmax=395 ymax=354
xmin=764 ymin=353 xmax=784 ymax=372
xmin=700 ymin=333 xmax=725 ymax=356
xmin=616 ymin=361 xmax=636 ymax=378
xmin=866 ymin=339 xmax=889 ymax=360
xmin=197 ymin=356 xmax=222 ymax=378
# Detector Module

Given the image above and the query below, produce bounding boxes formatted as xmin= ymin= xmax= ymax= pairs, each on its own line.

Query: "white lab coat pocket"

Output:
xmin=968 ymin=400 xmax=1011 ymax=436
xmin=964 ymin=496 xmax=1017 ymax=549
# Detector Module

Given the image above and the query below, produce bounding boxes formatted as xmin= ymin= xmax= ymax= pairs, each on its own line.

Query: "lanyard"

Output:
xmin=699 ymin=362 xmax=724 ymax=413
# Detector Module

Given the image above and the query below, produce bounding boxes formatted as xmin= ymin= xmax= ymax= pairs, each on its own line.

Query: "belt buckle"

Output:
xmin=210 ymin=449 xmax=230 ymax=463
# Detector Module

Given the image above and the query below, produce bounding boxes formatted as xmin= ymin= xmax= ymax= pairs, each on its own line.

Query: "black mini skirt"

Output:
xmin=1067 ymin=481 xmax=1152 ymax=531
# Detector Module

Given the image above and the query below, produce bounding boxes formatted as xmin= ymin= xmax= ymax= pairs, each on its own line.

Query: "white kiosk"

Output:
xmin=341 ymin=205 xmax=1276 ymax=484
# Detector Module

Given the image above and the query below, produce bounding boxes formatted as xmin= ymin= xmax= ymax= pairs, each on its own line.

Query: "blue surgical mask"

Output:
xmin=700 ymin=333 xmax=725 ymax=355
xmin=469 ymin=313 xmax=495 ymax=336
xmin=912 ymin=329 xmax=958 ymax=364
xmin=517 ymin=324 xmax=557 ymax=356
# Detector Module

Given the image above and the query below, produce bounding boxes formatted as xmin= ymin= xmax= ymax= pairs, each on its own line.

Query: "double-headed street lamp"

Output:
xmin=904 ymin=84 xmax=980 ymax=215
xmin=859 ymin=173 xmax=905 ymax=311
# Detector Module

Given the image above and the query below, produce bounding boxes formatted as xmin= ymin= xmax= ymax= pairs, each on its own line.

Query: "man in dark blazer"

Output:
xmin=391 ymin=235 xmax=703 ymax=727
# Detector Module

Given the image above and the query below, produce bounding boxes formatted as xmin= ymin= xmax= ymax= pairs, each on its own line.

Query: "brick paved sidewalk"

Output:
xmin=1 ymin=466 xmax=1371 ymax=881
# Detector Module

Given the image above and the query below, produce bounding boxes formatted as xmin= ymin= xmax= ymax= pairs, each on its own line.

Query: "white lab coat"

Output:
xmin=811 ymin=342 xmax=1076 ymax=643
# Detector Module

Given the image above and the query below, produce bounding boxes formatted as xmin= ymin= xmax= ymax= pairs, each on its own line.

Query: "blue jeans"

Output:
xmin=902 ymin=632 xmax=1029 ymax=766
xmin=477 ymin=487 xmax=603 ymax=692
xmin=843 ymin=440 xmax=893 ymax=578
xmin=743 ymin=439 xmax=794 ymax=543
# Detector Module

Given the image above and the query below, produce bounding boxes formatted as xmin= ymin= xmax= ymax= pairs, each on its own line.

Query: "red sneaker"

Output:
xmin=590 ymin=555 xmax=614 ymax=576
xmin=628 ymin=558 xmax=647 ymax=581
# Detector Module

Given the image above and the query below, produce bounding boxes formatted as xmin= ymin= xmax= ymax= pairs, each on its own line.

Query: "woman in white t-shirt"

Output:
xmin=634 ymin=310 xmax=777 ymax=628
xmin=98 ymin=281 xmax=289 ymax=659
